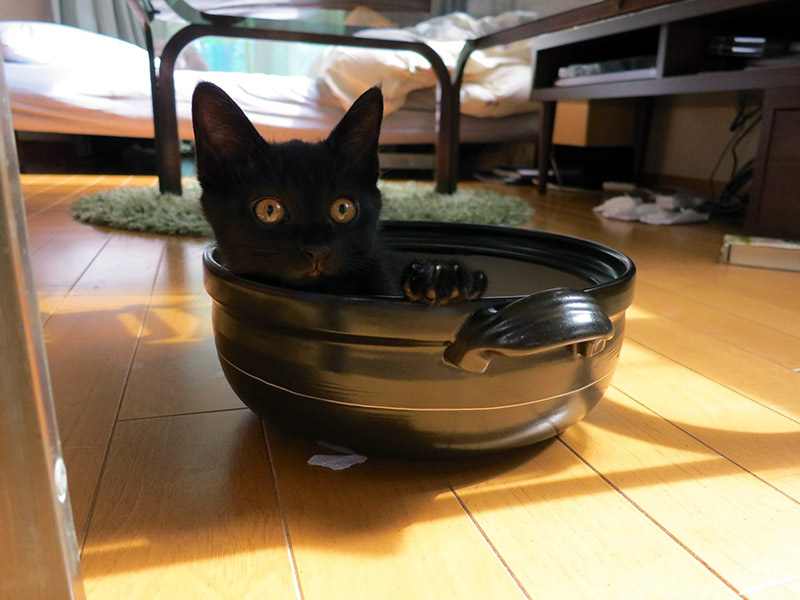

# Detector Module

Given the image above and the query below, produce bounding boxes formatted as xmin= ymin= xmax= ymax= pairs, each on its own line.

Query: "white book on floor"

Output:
xmin=720 ymin=234 xmax=800 ymax=272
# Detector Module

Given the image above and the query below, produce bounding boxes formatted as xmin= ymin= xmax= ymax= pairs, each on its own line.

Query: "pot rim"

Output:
xmin=202 ymin=221 xmax=636 ymax=308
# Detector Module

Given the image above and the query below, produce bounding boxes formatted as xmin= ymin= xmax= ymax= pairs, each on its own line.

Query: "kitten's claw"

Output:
xmin=401 ymin=260 xmax=487 ymax=306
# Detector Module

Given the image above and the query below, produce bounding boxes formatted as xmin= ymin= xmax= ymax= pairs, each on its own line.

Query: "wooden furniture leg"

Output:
xmin=633 ymin=96 xmax=654 ymax=187
xmin=538 ymin=101 xmax=557 ymax=195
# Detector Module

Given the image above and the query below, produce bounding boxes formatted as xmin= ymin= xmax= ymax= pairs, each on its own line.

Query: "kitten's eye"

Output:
xmin=330 ymin=198 xmax=357 ymax=224
xmin=253 ymin=197 xmax=286 ymax=224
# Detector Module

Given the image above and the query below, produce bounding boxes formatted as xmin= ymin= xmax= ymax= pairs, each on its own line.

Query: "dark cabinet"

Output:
xmin=746 ymin=88 xmax=800 ymax=239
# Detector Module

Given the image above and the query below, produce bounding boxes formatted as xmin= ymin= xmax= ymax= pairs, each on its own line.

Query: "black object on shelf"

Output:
xmin=709 ymin=35 xmax=791 ymax=58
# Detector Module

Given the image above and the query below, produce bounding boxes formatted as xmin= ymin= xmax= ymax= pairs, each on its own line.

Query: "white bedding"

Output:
xmin=318 ymin=11 xmax=540 ymax=118
xmin=2 ymin=20 xmax=538 ymax=145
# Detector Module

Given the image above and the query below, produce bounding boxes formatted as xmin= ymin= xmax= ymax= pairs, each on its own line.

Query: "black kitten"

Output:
xmin=192 ymin=82 xmax=486 ymax=305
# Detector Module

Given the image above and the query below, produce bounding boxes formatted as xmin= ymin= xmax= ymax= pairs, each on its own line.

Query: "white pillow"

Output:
xmin=0 ymin=21 xmax=147 ymax=68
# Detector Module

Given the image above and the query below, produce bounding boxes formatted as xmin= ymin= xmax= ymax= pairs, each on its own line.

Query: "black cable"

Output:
xmin=729 ymin=104 xmax=760 ymax=132
xmin=715 ymin=158 xmax=755 ymax=216
xmin=708 ymin=98 xmax=761 ymax=201
xmin=729 ymin=113 xmax=762 ymax=184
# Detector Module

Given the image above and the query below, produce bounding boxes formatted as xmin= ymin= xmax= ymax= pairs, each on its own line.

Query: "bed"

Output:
xmin=1 ymin=15 xmax=540 ymax=190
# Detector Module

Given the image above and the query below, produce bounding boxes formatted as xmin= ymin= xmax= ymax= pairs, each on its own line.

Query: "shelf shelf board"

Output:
xmin=531 ymin=64 xmax=800 ymax=101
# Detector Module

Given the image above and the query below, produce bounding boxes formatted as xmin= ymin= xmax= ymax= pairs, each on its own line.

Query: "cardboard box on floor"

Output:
xmin=553 ymin=99 xmax=636 ymax=147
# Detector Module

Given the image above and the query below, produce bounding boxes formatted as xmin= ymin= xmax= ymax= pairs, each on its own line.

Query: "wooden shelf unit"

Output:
xmin=531 ymin=0 xmax=800 ymax=100
xmin=530 ymin=0 xmax=800 ymax=236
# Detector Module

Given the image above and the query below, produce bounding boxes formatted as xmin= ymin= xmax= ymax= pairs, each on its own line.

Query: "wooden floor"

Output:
xmin=22 ymin=174 xmax=800 ymax=599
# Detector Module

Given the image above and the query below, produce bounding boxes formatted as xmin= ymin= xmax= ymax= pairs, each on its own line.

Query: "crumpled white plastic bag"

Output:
xmin=594 ymin=194 xmax=709 ymax=225
xmin=592 ymin=195 xmax=642 ymax=220
xmin=638 ymin=207 xmax=710 ymax=225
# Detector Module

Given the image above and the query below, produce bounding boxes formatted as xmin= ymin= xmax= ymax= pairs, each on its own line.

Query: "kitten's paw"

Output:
xmin=401 ymin=260 xmax=487 ymax=306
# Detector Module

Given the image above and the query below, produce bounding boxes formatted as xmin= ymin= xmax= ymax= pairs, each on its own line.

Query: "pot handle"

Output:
xmin=443 ymin=288 xmax=614 ymax=373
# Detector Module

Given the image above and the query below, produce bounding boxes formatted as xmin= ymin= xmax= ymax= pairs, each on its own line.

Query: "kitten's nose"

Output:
xmin=301 ymin=246 xmax=331 ymax=266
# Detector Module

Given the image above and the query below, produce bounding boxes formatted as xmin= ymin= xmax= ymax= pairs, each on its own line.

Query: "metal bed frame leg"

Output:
xmin=154 ymin=47 xmax=184 ymax=195
xmin=0 ymin=59 xmax=85 ymax=600
xmin=433 ymin=83 xmax=459 ymax=194
xmin=434 ymin=46 xmax=463 ymax=195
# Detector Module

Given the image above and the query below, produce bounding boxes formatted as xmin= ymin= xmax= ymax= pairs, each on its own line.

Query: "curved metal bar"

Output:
xmin=156 ymin=22 xmax=459 ymax=194
xmin=452 ymin=39 xmax=475 ymax=93
xmin=124 ymin=1 xmax=168 ymax=186
xmin=162 ymin=0 xmax=205 ymax=22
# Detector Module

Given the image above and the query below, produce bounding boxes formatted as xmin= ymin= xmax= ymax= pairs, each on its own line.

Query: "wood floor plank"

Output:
xmin=37 ymin=287 xmax=69 ymax=324
xmin=32 ymin=231 xmax=111 ymax=290
xmin=612 ymin=342 xmax=800 ymax=499
xmin=25 ymin=177 xmax=126 ymax=323
xmin=44 ymin=234 xmax=165 ymax=543
xmin=19 ymin=176 xmax=800 ymax=598
xmin=638 ymin=255 xmax=800 ymax=313
xmin=26 ymin=194 xmax=99 ymax=252
xmin=439 ymin=441 xmax=739 ymax=599
xmin=17 ymin=180 xmax=68 ymax=206
xmin=119 ymin=237 xmax=243 ymax=419
xmin=616 ymin=241 xmax=800 ymax=323
xmin=747 ymin=577 xmax=800 ymax=599
xmin=26 ymin=175 xmax=156 ymax=254
xmin=81 ymin=411 xmax=297 ymax=600
xmin=263 ymin=422 xmax=528 ymax=600
xmin=655 ymin=281 xmax=800 ymax=339
xmin=518 ymin=187 xmax=722 ymax=259
xmin=512 ymin=187 xmax=800 ymax=318
xmin=624 ymin=306 xmax=800 ymax=418
xmin=27 ymin=189 xmax=111 ymax=255
xmin=25 ymin=174 xmax=106 ymax=218
xmin=632 ymin=280 xmax=800 ymax=368
xmin=17 ymin=173 xmax=47 ymax=185
xmin=19 ymin=174 xmax=79 ymax=205
xmin=531 ymin=208 xmax=800 ymax=334
xmin=21 ymin=173 xmax=78 ymax=186
xmin=634 ymin=270 xmax=800 ymax=337
xmin=561 ymin=388 xmax=800 ymax=595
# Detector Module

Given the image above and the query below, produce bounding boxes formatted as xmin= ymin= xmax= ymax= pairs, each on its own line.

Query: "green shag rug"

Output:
xmin=70 ymin=179 xmax=533 ymax=237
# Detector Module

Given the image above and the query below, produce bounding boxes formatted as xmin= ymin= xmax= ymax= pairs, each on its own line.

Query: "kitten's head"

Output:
xmin=192 ymin=82 xmax=383 ymax=287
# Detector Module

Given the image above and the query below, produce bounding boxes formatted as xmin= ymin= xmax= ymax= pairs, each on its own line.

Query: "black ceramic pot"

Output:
xmin=203 ymin=222 xmax=635 ymax=456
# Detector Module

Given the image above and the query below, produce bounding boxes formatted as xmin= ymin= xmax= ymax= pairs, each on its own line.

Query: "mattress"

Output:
xmin=2 ymin=18 xmax=537 ymax=147
xmin=5 ymin=61 xmax=537 ymax=145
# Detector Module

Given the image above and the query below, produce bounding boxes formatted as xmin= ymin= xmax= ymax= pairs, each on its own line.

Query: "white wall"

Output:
xmin=0 ymin=0 xmax=54 ymax=21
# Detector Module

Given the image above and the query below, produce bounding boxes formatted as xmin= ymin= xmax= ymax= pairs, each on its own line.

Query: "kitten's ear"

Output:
xmin=192 ymin=82 xmax=265 ymax=185
xmin=327 ymin=87 xmax=383 ymax=183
